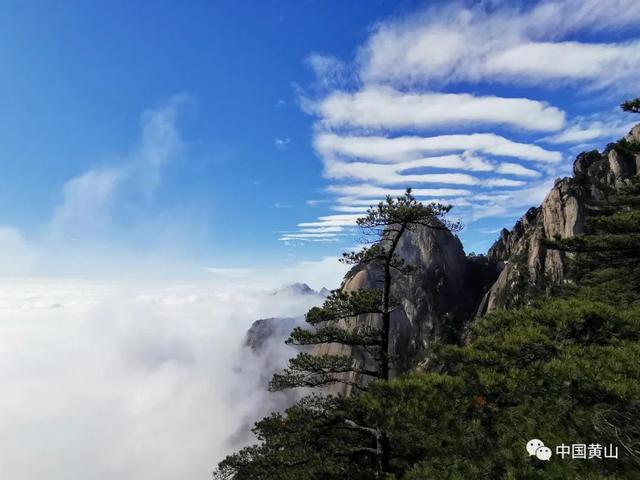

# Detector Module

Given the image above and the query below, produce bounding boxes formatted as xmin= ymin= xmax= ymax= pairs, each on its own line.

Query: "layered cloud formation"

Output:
xmin=282 ymin=0 xmax=640 ymax=244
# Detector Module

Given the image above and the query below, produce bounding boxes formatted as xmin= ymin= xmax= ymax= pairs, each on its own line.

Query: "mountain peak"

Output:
xmin=271 ymin=283 xmax=324 ymax=297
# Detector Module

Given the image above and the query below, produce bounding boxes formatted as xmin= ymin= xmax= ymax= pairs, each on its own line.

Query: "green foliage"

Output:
xmin=219 ymin=292 xmax=640 ymax=478
xmin=214 ymin=184 xmax=640 ymax=478
xmin=270 ymin=353 xmax=381 ymax=391
xmin=355 ymin=188 xmax=461 ymax=235
xmin=271 ymin=189 xmax=458 ymax=395
xmin=615 ymin=138 xmax=640 ymax=155
xmin=304 ymin=289 xmax=383 ymax=326
xmin=545 ymin=178 xmax=640 ymax=273
xmin=390 ymin=299 xmax=640 ymax=479
xmin=621 ymin=97 xmax=640 ymax=114
xmin=213 ymin=395 xmax=378 ymax=480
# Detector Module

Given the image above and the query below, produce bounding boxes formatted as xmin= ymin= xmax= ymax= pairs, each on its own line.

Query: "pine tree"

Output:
xmin=621 ymin=97 xmax=640 ymax=114
xmin=546 ymin=178 xmax=640 ymax=270
xmin=214 ymin=190 xmax=460 ymax=480
xmin=215 ymin=164 xmax=640 ymax=480
xmin=269 ymin=188 xmax=460 ymax=477
xmin=271 ymin=189 xmax=460 ymax=393
xmin=214 ymin=395 xmax=378 ymax=480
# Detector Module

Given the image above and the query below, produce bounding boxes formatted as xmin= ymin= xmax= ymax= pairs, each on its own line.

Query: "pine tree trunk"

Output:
xmin=381 ymin=225 xmax=405 ymax=381
xmin=378 ymin=224 xmax=405 ymax=476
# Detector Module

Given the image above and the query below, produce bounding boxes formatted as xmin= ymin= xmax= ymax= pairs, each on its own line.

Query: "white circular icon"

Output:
xmin=526 ymin=439 xmax=545 ymax=456
xmin=535 ymin=446 xmax=552 ymax=461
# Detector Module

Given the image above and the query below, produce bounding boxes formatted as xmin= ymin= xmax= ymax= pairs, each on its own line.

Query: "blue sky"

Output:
xmin=1 ymin=0 xmax=639 ymax=282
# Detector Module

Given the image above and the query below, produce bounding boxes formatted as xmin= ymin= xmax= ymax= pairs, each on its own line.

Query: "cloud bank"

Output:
xmin=0 ymin=279 xmax=324 ymax=480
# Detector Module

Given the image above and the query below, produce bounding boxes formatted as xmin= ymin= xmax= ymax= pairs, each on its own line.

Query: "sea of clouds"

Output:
xmin=0 ymin=279 xmax=323 ymax=479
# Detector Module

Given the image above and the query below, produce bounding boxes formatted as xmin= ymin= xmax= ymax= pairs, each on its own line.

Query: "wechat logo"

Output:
xmin=527 ymin=439 xmax=552 ymax=461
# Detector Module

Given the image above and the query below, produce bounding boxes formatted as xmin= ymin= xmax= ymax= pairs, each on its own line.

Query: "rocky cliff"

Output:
xmin=314 ymin=225 xmax=499 ymax=394
xmin=252 ymin=125 xmax=640 ymax=395
xmin=316 ymin=124 xmax=640 ymax=394
xmin=478 ymin=124 xmax=640 ymax=314
xmin=245 ymin=317 xmax=299 ymax=353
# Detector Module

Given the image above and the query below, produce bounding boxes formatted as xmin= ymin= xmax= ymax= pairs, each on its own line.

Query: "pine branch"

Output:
xmin=287 ymin=325 xmax=383 ymax=347
xmin=269 ymin=353 xmax=381 ymax=391
xmin=545 ymin=233 xmax=640 ymax=253
xmin=305 ymin=289 xmax=383 ymax=325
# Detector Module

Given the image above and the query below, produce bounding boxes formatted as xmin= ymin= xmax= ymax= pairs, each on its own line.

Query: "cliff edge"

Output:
xmin=478 ymin=124 xmax=640 ymax=314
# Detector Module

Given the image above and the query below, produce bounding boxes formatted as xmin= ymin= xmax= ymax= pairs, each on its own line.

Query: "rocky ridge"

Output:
xmin=318 ymin=124 xmax=640 ymax=393
xmin=250 ymin=125 xmax=640 ymax=394
xmin=479 ymin=124 xmax=640 ymax=314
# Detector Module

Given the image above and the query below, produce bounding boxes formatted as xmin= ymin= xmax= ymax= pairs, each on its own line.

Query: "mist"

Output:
xmin=0 ymin=95 xmax=351 ymax=479
xmin=0 ymin=279 xmax=324 ymax=479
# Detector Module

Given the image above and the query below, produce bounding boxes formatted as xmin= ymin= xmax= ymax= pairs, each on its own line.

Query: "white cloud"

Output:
xmin=495 ymin=162 xmax=541 ymax=177
xmin=332 ymin=196 xmax=473 ymax=211
xmin=542 ymin=115 xmax=637 ymax=144
xmin=522 ymin=0 xmax=640 ymax=38
xmin=279 ymin=256 xmax=350 ymax=290
xmin=0 ymin=226 xmax=38 ymax=275
xmin=298 ymin=226 xmax=344 ymax=233
xmin=324 ymin=158 xmax=531 ymax=186
xmin=279 ymin=232 xmax=341 ymax=240
xmin=467 ymin=180 xmax=555 ymax=220
xmin=0 ymin=96 xmax=197 ymax=279
xmin=204 ymin=267 xmax=256 ymax=277
xmin=50 ymin=168 xmax=124 ymax=237
xmin=484 ymin=41 xmax=640 ymax=88
xmin=289 ymin=0 xmax=638 ymax=242
xmin=311 ymin=86 xmax=565 ymax=131
xmin=0 ymin=279 xmax=326 ymax=480
xmin=298 ymin=213 xmax=362 ymax=228
xmin=306 ymin=54 xmax=350 ymax=89
xmin=316 ymin=133 xmax=561 ymax=163
xmin=48 ymin=95 xmax=186 ymax=241
xmin=329 ymin=152 xmax=495 ymax=174
xmin=274 ymin=137 xmax=291 ymax=150
xmin=331 ymin=206 xmax=369 ymax=213
xmin=305 ymin=199 xmax=329 ymax=206
xmin=327 ymin=184 xmax=471 ymax=198
xmin=272 ymin=202 xmax=293 ymax=209
xmin=358 ymin=0 xmax=640 ymax=90
xmin=135 ymin=95 xmax=186 ymax=195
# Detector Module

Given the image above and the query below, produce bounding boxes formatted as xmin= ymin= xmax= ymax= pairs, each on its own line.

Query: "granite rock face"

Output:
xmin=314 ymin=225 xmax=498 ymax=394
xmin=245 ymin=317 xmax=299 ymax=353
xmin=479 ymin=124 xmax=640 ymax=314
xmin=262 ymin=124 xmax=640 ymax=395
xmin=625 ymin=124 xmax=640 ymax=144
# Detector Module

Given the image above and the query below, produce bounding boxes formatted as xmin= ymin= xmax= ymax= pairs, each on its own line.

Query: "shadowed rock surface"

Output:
xmin=245 ymin=317 xmax=299 ymax=353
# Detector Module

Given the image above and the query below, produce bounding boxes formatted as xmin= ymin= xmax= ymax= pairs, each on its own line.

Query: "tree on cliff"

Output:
xmin=270 ymin=189 xmax=460 ymax=477
xmin=218 ymin=181 xmax=640 ymax=480
xmin=621 ymin=97 xmax=640 ymax=114
xmin=545 ymin=178 xmax=640 ymax=283
xmin=215 ymin=137 xmax=640 ymax=479
xmin=214 ymin=189 xmax=460 ymax=479
xmin=270 ymin=189 xmax=460 ymax=393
